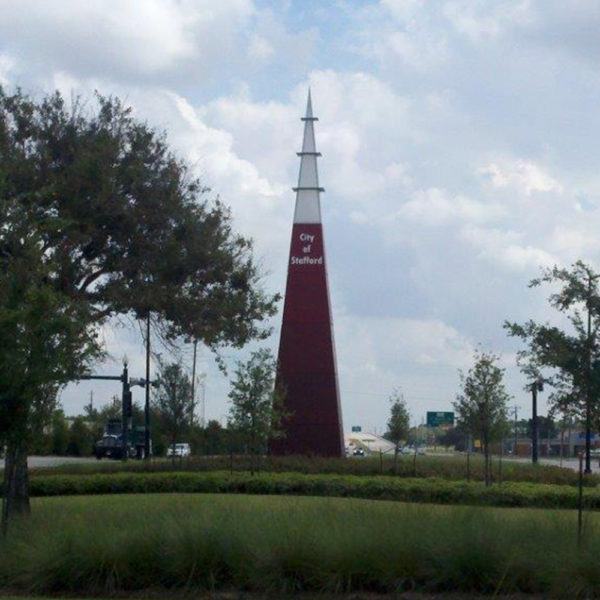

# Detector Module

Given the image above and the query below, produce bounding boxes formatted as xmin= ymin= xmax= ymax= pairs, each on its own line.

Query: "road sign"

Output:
xmin=426 ymin=411 xmax=454 ymax=427
xmin=351 ymin=426 xmax=362 ymax=432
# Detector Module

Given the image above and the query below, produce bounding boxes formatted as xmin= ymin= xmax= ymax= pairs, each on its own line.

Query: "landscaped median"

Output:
xmin=1 ymin=494 xmax=599 ymax=596
xmin=17 ymin=470 xmax=600 ymax=509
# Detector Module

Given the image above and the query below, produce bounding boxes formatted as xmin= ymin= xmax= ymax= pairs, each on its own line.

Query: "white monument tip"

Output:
xmin=293 ymin=91 xmax=323 ymax=224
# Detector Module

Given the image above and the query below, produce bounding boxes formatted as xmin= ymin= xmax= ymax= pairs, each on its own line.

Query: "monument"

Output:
xmin=270 ymin=92 xmax=344 ymax=457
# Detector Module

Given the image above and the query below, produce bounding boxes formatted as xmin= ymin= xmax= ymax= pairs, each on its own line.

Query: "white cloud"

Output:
xmin=443 ymin=0 xmax=532 ymax=42
xmin=398 ymin=187 xmax=504 ymax=226
xmin=460 ymin=226 xmax=556 ymax=271
xmin=0 ymin=0 xmax=255 ymax=80
xmin=248 ymin=34 xmax=275 ymax=62
xmin=480 ymin=160 xmax=563 ymax=196
xmin=0 ymin=53 xmax=14 ymax=86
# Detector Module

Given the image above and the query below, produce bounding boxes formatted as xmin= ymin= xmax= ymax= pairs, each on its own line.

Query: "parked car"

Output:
xmin=400 ymin=445 xmax=413 ymax=455
xmin=352 ymin=447 xmax=365 ymax=457
xmin=166 ymin=443 xmax=191 ymax=457
xmin=417 ymin=445 xmax=426 ymax=455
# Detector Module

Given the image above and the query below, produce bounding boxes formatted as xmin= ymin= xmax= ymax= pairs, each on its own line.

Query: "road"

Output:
xmin=428 ymin=452 xmax=600 ymax=474
xmin=0 ymin=455 xmax=96 ymax=469
xmin=510 ymin=455 xmax=600 ymax=474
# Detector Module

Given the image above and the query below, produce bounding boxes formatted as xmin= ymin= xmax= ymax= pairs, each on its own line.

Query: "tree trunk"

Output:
xmin=393 ymin=446 xmax=399 ymax=475
xmin=2 ymin=438 xmax=30 ymax=537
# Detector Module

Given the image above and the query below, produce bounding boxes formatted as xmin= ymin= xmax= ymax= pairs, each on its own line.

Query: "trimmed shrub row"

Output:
xmin=28 ymin=453 xmax=594 ymax=487
xmin=22 ymin=470 xmax=600 ymax=509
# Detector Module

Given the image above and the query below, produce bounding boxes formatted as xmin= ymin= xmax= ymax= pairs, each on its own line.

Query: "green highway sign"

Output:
xmin=351 ymin=426 xmax=362 ymax=432
xmin=426 ymin=411 xmax=454 ymax=427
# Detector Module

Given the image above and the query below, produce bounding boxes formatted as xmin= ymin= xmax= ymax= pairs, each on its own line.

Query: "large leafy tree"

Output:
xmin=505 ymin=261 xmax=600 ymax=473
xmin=0 ymin=87 xmax=278 ymax=528
xmin=384 ymin=389 xmax=410 ymax=473
xmin=454 ymin=351 xmax=510 ymax=486
xmin=228 ymin=349 xmax=287 ymax=474
xmin=0 ymin=88 xmax=276 ymax=341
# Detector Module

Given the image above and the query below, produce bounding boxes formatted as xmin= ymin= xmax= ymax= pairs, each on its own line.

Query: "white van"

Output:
xmin=166 ymin=443 xmax=191 ymax=457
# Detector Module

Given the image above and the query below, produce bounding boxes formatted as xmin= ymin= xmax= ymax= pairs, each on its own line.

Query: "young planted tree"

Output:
xmin=384 ymin=389 xmax=410 ymax=473
xmin=505 ymin=261 xmax=600 ymax=473
xmin=153 ymin=362 xmax=193 ymax=461
xmin=228 ymin=349 xmax=287 ymax=474
xmin=454 ymin=351 xmax=510 ymax=486
xmin=0 ymin=87 xmax=278 ymax=527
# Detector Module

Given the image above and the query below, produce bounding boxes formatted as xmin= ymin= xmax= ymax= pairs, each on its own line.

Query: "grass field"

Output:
xmin=0 ymin=494 xmax=598 ymax=597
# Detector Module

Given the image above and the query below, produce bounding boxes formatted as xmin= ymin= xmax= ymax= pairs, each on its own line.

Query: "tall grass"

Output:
xmin=1 ymin=494 xmax=599 ymax=596
xmin=27 ymin=453 xmax=592 ymax=487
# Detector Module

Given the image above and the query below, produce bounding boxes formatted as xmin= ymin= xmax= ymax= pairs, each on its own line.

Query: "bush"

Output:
xmin=16 ymin=470 xmax=600 ymax=510
xmin=27 ymin=453 xmax=598 ymax=488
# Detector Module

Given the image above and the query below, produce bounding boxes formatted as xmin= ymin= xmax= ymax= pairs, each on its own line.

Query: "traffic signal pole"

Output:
xmin=79 ymin=364 xmax=132 ymax=461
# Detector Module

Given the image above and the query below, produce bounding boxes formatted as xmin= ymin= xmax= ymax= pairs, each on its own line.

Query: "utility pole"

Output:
xmin=200 ymin=375 xmax=206 ymax=427
xmin=144 ymin=313 xmax=151 ymax=459
xmin=585 ymin=274 xmax=593 ymax=473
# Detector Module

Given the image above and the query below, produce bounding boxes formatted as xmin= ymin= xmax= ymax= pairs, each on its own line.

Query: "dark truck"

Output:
xmin=94 ymin=418 xmax=150 ymax=460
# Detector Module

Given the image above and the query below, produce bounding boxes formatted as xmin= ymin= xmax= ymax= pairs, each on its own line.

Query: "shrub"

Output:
xmin=26 ymin=453 xmax=596 ymax=488
xmin=17 ymin=471 xmax=600 ymax=510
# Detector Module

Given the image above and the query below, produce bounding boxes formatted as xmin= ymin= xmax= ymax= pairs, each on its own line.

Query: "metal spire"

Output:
xmin=293 ymin=90 xmax=324 ymax=224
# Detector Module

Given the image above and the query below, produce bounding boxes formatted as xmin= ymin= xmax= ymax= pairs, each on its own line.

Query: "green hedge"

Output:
xmin=27 ymin=454 xmax=592 ymax=487
xmin=22 ymin=470 xmax=600 ymax=509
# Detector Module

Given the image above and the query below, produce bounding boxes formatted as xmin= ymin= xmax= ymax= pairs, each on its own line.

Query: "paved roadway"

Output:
xmin=2 ymin=454 xmax=600 ymax=473
xmin=509 ymin=455 xmax=600 ymax=474
xmin=427 ymin=452 xmax=600 ymax=474
xmin=0 ymin=455 xmax=96 ymax=469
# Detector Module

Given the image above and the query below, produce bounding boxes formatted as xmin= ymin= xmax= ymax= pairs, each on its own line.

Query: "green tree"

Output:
xmin=505 ymin=261 xmax=600 ymax=472
xmin=0 ymin=87 xmax=278 ymax=527
xmin=152 ymin=362 xmax=193 ymax=461
xmin=66 ymin=417 xmax=92 ymax=457
xmin=437 ymin=426 xmax=467 ymax=451
xmin=454 ymin=351 xmax=510 ymax=486
xmin=50 ymin=410 xmax=70 ymax=456
xmin=384 ymin=389 xmax=410 ymax=473
xmin=228 ymin=349 xmax=287 ymax=474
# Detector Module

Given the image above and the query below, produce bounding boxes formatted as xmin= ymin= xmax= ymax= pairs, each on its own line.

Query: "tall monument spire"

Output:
xmin=271 ymin=92 xmax=344 ymax=457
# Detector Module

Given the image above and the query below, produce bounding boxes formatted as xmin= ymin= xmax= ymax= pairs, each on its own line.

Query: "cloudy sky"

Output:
xmin=2 ymin=0 xmax=599 ymax=432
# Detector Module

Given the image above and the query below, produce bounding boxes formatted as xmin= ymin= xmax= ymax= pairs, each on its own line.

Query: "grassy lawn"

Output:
xmin=0 ymin=494 xmax=598 ymax=597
